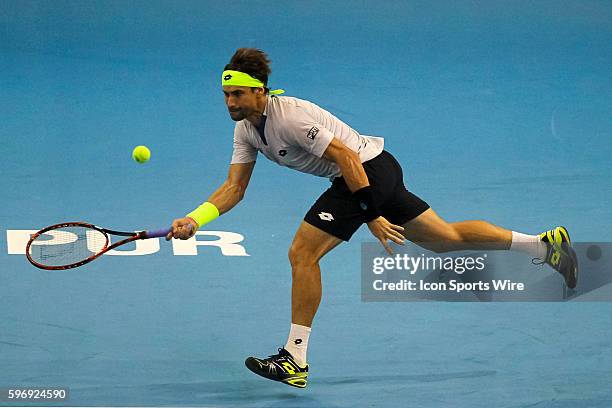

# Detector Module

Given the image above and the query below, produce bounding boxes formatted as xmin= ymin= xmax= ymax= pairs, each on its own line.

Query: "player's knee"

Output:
xmin=420 ymin=242 xmax=453 ymax=254
xmin=288 ymin=240 xmax=317 ymax=269
xmin=419 ymin=226 xmax=464 ymax=253
xmin=448 ymin=225 xmax=467 ymax=244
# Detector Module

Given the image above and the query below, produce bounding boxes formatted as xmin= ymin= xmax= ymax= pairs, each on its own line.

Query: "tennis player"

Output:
xmin=166 ymin=48 xmax=578 ymax=388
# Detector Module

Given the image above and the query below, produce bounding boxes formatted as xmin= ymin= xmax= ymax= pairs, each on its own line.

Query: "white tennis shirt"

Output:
xmin=230 ymin=95 xmax=384 ymax=179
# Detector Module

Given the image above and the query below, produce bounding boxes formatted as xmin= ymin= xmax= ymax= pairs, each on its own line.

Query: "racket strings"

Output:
xmin=28 ymin=226 xmax=108 ymax=267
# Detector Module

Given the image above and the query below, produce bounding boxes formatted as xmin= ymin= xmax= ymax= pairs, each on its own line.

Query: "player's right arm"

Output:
xmin=208 ymin=161 xmax=256 ymax=215
xmin=166 ymin=161 xmax=256 ymax=240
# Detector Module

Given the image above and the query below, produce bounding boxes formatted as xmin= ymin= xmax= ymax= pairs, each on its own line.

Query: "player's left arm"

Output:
xmin=322 ymin=137 xmax=405 ymax=253
xmin=322 ymin=137 xmax=369 ymax=192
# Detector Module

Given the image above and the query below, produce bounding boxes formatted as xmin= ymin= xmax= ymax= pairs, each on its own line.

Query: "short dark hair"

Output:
xmin=224 ymin=48 xmax=272 ymax=88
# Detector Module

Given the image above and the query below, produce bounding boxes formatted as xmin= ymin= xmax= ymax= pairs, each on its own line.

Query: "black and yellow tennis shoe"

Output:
xmin=245 ymin=348 xmax=308 ymax=388
xmin=535 ymin=226 xmax=578 ymax=288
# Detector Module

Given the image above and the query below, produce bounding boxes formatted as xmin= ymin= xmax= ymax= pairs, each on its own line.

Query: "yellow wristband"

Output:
xmin=186 ymin=202 xmax=219 ymax=228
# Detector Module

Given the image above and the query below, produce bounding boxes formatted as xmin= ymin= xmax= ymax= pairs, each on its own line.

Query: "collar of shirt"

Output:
xmin=253 ymin=95 xmax=272 ymax=145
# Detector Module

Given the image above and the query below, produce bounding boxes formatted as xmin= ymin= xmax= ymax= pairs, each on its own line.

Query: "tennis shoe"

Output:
xmin=245 ymin=348 xmax=308 ymax=388
xmin=534 ymin=226 xmax=578 ymax=289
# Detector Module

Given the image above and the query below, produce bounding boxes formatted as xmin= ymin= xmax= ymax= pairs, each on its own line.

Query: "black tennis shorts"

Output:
xmin=304 ymin=150 xmax=430 ymax=241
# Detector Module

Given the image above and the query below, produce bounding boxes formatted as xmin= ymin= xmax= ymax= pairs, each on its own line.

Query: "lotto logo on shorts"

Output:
xmin=307 ymin=126 xmax=319 ymax=140
xmin=318 ymin=212 xmax=334 ymax=221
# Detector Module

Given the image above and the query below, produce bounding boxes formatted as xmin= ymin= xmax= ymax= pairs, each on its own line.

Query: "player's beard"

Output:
xmin=229 ymin=108 xmax=248 ymax=121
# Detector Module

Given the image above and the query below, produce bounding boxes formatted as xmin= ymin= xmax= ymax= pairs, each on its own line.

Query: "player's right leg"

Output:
xmin=244 ymin=221 xmax=342 ymax=389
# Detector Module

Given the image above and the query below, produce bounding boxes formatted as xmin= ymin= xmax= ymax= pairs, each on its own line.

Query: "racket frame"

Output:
xmin=26 ymin=222 xmax=158 ymax=270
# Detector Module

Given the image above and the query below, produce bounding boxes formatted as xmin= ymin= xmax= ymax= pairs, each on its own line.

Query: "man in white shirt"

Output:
xmin=166 ymin=48 xmax=578 ymax=388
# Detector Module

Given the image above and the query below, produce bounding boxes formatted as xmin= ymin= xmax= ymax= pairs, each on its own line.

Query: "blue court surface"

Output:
xmin=1 ymin=1 xmax=612 ymax=407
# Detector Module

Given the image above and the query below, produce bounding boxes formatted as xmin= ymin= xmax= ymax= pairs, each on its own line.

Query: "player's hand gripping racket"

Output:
xmin=26 ymin=222 xmax=172 ymax=270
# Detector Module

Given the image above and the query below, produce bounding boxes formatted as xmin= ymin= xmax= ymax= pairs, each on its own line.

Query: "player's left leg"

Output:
xmin=399 ymin=208 xmax=578 ymax=288
xmin=399 ymin=207 xmax=512 ymax=252
xmin=244 ymin=221 xmax=342 ymax=388
xmin=376 ymin=150 xmax=578 ymax=288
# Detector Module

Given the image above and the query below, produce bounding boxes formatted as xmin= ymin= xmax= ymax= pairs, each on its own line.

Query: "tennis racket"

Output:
xmin=26 ymin=222 xmax=172 ymax=270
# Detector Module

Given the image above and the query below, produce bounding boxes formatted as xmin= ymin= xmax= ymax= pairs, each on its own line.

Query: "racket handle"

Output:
xmin=144 ymin=227 xmax=172 ymax=238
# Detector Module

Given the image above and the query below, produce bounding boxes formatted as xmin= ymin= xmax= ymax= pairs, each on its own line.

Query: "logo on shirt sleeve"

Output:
xmin=306 ymin=126 xmax=319 ymax=140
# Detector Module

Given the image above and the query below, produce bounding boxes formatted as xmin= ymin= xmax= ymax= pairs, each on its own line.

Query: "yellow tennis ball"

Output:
xmin=132 ymin=145 xmax=151 ymax=163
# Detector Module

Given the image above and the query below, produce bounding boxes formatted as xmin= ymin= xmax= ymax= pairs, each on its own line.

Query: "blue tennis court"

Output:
xmin=1 ymin=1 xmax=612 ymax=406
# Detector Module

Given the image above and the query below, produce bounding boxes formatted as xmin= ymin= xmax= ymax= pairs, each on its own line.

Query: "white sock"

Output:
xmin=284 ymin=323 xmax=311 ymax=368
xmin=510 ymin=231 xmax=547 ymax=259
